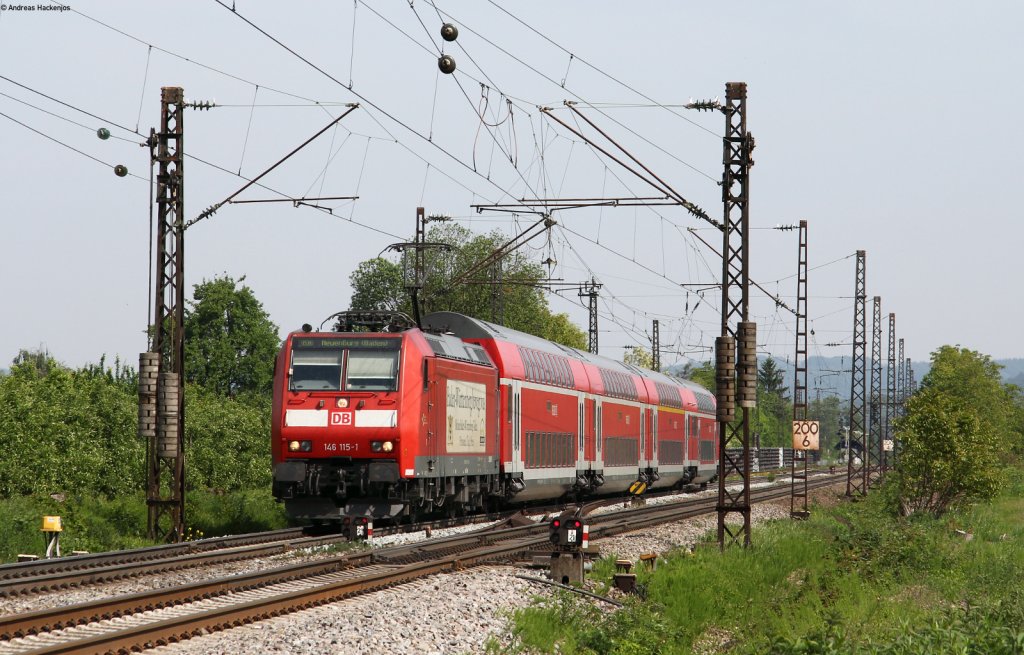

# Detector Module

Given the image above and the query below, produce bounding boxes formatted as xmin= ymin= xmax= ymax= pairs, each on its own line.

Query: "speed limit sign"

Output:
xmin=792 ymin=420 xmax=820 ymax=451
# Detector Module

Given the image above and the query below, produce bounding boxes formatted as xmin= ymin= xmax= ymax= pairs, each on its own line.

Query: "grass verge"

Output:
xmin=0 ymin=488 xmax=289 ymax=562
xmin=496 ymin=470 xmax=1024 ymax=654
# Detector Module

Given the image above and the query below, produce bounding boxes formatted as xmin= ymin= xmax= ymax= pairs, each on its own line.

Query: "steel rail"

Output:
xmin=0 ymin=528 xmax=304 ymax=583
xmin=0 ymin=533 xmax=343 ymax=598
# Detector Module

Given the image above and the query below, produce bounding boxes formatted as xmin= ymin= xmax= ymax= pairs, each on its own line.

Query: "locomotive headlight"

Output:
xmin=382 ymin=441 xmax=394 ymax=452
xmin=336 ymin=398 xmax=349 ymax=408
xmin=371 ymin=441 xmax=382 ymax=452
xmin=288 ymin=440 xmax=301 ymax=452
xmin=300 ymin=441 xmax=313 ymax=452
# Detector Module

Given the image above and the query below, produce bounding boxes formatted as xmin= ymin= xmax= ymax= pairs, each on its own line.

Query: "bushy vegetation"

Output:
xmin=497 ymin=469 xmax=1024 ymax=654
xmin=0 ymin=274 xmax=287 ymax=562
xmin=888 ymin=346 xmax=1022 ymax=517
xmin=0 ymin=357 xmax=285 ymax=561
xmin=0 ymin=356 xmax=143 ymax=498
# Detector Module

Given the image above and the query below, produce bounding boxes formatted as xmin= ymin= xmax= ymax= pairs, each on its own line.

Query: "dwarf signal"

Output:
xmin=549 ymin=516 xmax=587 ymax=550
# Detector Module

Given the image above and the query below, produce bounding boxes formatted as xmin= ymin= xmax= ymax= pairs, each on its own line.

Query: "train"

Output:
xmin=270 ymin=310 xmax=719 ymax=523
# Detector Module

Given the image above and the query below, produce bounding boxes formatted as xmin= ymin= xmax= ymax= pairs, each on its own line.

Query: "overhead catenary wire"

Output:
xmin=431 ymin=0 xmax=720 ymax=182
xmin=186 ymin=104 xmax=360 ymax=229
xmin=0 ymin=108 xmax=148 ymax=182
xmin=211 ymin=0 xmax=540 ymax=214
xmin=26 ymin=2 xmax=865 ymax=363
xmin=0 ymin=43 xmax=399 ymax=239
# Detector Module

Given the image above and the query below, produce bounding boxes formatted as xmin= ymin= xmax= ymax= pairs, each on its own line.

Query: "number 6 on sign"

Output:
xmin=792 ymin=420 xmax=820 ymax=451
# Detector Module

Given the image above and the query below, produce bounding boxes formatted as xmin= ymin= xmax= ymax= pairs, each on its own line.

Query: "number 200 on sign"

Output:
xmin=792 ymin=420 xmax=820 ymax=451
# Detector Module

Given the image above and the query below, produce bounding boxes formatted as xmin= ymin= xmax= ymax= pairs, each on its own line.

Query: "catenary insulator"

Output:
xmin=438 ymin=55 xmax=456 ymax=75
xmin=440 ymin=23 xmax=459 ymax=42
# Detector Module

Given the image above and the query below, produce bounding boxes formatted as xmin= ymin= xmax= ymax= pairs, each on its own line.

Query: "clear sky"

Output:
xmin=1 ymin=1 xmax=1020 ymax=373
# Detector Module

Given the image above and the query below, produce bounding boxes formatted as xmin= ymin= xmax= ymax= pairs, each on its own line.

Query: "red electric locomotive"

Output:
xmin=271 ymin=311 xmax=718 ymax=522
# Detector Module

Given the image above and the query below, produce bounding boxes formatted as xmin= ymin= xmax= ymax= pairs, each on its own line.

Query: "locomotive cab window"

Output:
xmin=289 ymin=349 xmax=343 ymax=391
xmin=345 ymin=350 xmax=399 ymax=391
xmin=289 ymin=337 xmax=400 ymax=392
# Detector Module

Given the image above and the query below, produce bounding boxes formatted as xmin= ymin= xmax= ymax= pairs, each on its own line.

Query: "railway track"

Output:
xmin=0 ymin=471 xmax=804 ymax=599
xmin=0 ymin=473 xmax=843 ymax=655
xmin=0 ymin=506 xmax=538 ymax=599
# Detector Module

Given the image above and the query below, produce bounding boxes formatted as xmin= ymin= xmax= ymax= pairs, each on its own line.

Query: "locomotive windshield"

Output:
xmin=289 ymin=336 xmax=401 ymax=392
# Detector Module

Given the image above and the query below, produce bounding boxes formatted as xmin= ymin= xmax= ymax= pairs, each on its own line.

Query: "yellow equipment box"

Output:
xmin=41 ymin=516 xmax=63 ymax=532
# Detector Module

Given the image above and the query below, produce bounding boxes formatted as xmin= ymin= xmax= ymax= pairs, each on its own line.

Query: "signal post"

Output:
xmin=548 ymin=510 xmax=589 ymax=586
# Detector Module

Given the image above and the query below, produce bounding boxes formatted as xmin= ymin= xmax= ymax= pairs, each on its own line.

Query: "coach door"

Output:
xmin=508 ymin=380 xmax=523 ymax=475
xmin=650 ymin=409 xmax=658 ymax=467
xmin=577 ymin=395 xmax=585 ymax=467
xmin=639 ymin=408 xmax=646 ymax=468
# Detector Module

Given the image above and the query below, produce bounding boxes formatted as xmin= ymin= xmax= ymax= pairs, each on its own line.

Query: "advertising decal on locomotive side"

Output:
xmin=445 ymin=379 xmax=488 ymax=453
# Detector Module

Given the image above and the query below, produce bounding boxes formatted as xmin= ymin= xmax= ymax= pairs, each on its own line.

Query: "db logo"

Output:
xmin=330 ymin=412 xmax=353 ymax=426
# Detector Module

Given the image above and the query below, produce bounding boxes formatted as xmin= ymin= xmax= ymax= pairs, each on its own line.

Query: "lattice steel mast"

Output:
xmin=869 ymin=296 xmax=883 ymax=484
xmin=144 ymin=87 xmax=186 ymax=542
xmin=652 ymin=319 xmax=661 ymax=372
xmin=716 ymin=82 xmax=756 ymax=549
xmin=897 ymin=339 xmax=906 ymax=419
xmin=790 ymin=220 xmax=809 ymax=518
xmin=885 ymin=313 xmax=896 ymax=471
xmin=846 ymin=251 xmax=867 ymax=497
xmin=580 ymin=278 xmax=601 ymax=354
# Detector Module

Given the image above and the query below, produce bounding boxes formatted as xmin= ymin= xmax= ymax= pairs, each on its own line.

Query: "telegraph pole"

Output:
xmin=846 ymin=251 xmax=867 ymax=497
xmin=869 ymin=296 xmax=883 ymax=484
xmin=715 ymin=82 xmax=755 ymax=549
xmin=143 ymin=87 xmax=186 ymax=542
xmin=580 ymin=278 xmax=601 ymax=354
xmin=790 ymin=220 xmax=810 ymax=518
xmin=885 ymin=313 xmax=897 ymax=471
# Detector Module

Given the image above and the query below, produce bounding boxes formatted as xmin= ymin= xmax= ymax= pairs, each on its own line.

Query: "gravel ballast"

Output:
xmin=147 ymin=501 xmax=797 ymax=655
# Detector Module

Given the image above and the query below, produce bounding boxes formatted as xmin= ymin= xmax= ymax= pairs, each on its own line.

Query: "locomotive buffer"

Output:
xmin=548 ymin=508 xmax=589 ymax=585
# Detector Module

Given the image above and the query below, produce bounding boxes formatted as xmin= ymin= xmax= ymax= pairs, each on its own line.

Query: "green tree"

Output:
xmin=185 ymin=384 xmax=273 ymax=491
xmin=184 ymin=275 xmax=280 ymax=396
xmin=758 ymin=356 xmax=788 ymax=399
xmin=891 ymin=346 xmax=1013 ymax=516
xmin=348 ymin=258 xmax=405 ymax=312
xmin=624 ymin=346 xmax=654 ymax=371
xmin=750 ymin=357 xmax=793 ymax=447
xmin=0 ymin=357 xmax=143 ymax=498
xmin=543 ymin=312 xmax=588 ymax=351
xmin=348 ymin=223 xmax=587 ymax=348
xmin=894 ymin=387 xmax=1001 ymax=516
xmin=686 ymin=361 xmax=715 ymax=392
xmin=808 ymin=395 xmax=844 ymax=456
